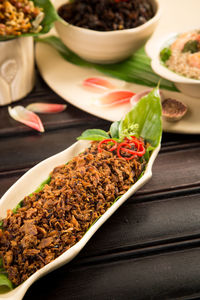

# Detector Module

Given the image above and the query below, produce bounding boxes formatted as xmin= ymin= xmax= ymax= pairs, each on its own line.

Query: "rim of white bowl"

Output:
xmin=148 ymin=30 xmax=200 ymax=85
xmin=56 ymin=0 xmax=161 ymax=36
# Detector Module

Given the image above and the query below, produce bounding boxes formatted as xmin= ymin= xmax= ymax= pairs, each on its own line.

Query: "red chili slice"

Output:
xmin=121 ymin=147 xmax=139 ymax=155
xmin=123 ymin=138 xmax=140 ymax=151
xmin=117 ymin=143 xmax=137 ymax=160
xmin=121 ymin=143 xmax=145 ymax=157
xmin=130 ymin=136 xmax=144 ymax=144
xmin=117 ymin=142 xmax=130 ymax=159
xmin=98 ymin=136 xmax=145 ymax=160
xmin=98 ymin=139 xmax=118 ymax=153
xmin=125 ymin=136 xmax=145 ymax=155
xmin=122 ymin=154 xmax=136 ymax=160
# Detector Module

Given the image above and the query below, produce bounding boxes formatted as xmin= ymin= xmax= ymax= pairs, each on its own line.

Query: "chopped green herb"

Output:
xmin=119 ymin=123 xmax=139 ymax=140
xmin=160 ymin=47 xmax=172 ymax=63
xmin=182 ymin=40 xmax=199 ymax=53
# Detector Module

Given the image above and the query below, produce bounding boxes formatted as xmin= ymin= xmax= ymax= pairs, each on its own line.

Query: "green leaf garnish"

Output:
xmin=110 ymin=121 xmax=120 ymax=139
xmin=160 ymin=47 xmax=172 ymax=63
xmin=12 ymin=201 xmax=23 ymax=214
xmin=182 ymin=40 xmax=199 ymax=53
xmin=33 ymin=176 xmax=51 ymax=194
xmin=78 ymin=87 xmax=162 ymax=150
xmin=36 ymin=36 xmax=178 ymax=92
xmin=0 ymin=221 xmax=3 ymax=229
xmin=119 ymin=87 xmax=162 ymax=147
xmin=34 ymin=0 xmax=59 ymax=33
xmin=0 ymin=274 xmax=13 ymax=291
xmin=0 ymin=0 xmax=59 ymax=41
xmin=143 ymin=145 xmax=154 ymax=161
xmin=77 ymin=129 xmax=110 ymax=141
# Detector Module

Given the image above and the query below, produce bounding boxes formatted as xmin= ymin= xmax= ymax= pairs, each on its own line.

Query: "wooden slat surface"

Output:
xmin=1 ymin=72 xmax=200 ymax=300
xmin=23 ymin=246 xmax=200 ymax=300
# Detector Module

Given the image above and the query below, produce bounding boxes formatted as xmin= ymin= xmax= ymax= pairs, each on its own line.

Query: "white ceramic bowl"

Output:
xmin=146 ymin=32 xmax=200 ymax=98
xmin=0 ymin=37 xmax=35 ymax=106
xmin=54 ymin=0 xmax=161 ymax=64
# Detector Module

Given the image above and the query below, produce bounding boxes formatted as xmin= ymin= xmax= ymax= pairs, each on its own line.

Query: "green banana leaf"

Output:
xmin=36 ymin=35 xmax=178 ymax=92
xmin=0 ymin=0 xmax=59 ymax=41
xmin=119 ymin=87 xmax=162 ymax=147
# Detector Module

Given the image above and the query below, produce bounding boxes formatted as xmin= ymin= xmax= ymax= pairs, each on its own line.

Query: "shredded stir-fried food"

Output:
xmin=0 ymin=0 xmax=43 ymax=36
xmin=0 ymin=141 xmax=147 ymax=286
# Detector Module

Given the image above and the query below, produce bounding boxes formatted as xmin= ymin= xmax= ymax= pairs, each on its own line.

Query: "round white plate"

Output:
xmin=35 ymin=0 xmax=200 ymax=134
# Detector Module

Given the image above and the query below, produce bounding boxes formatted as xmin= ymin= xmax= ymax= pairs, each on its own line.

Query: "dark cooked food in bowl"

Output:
xmin=58 ymin=0 xmax=155 ymax=31
xmin=0 ymin=140 xmax=147 ymax=286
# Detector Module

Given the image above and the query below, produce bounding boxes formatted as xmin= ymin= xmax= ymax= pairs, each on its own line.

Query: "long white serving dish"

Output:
xmin=0 ymin=140 xmax=160 ymax=300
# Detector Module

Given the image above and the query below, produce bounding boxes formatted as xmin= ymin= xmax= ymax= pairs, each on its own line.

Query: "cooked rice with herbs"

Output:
xmin=0 ymin=0 xmax=44 ymax=36
xmin=166 ymin=50 xmax=200 ymax=80
xmin=0 ymin=141 xmax=147 ymax=286
xmin=160 ymin=30 xmax=200 ymax=80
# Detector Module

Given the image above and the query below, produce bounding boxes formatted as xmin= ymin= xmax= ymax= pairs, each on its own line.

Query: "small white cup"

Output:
xmin=0 ymin=36 xmax=35 ymax=106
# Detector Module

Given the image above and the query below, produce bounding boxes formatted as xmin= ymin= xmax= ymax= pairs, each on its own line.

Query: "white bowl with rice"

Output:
xmin=146 ymin=29 xmax=200 ymax=98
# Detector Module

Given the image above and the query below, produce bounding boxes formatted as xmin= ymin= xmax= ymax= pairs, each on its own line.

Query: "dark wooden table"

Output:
xmin=1 ymin=71 xmax=200 ymax=300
